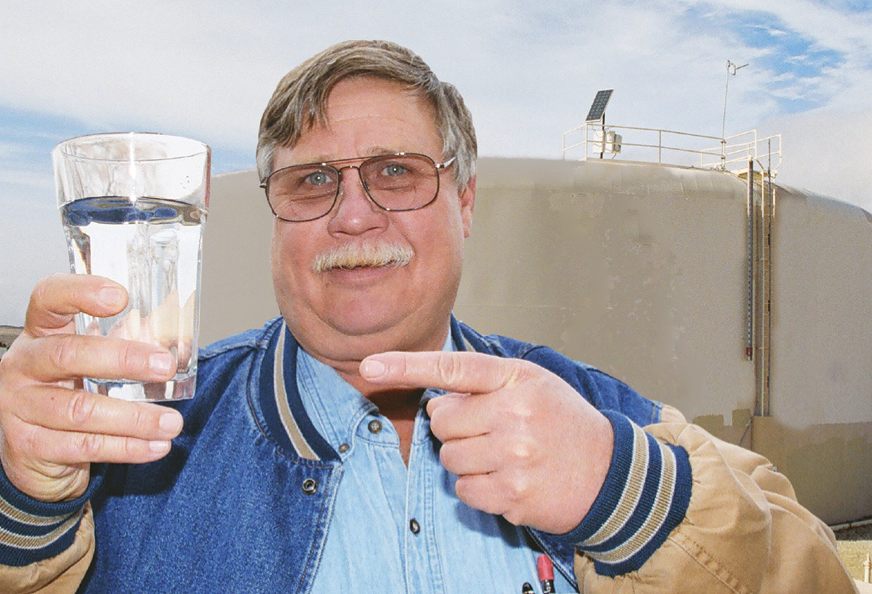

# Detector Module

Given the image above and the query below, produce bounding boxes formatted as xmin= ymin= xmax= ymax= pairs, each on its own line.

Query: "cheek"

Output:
xmin=270 ymin=230 xmax=290 ymax=304
xmin=270 ymin=226 xmax=310 ymax=301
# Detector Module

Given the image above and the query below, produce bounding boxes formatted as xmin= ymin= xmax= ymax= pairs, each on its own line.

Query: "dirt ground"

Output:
xmin=834 ymin=524 xmax=872 ymax=582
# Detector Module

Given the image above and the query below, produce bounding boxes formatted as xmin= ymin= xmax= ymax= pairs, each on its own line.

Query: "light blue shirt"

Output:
xmin=296 ymin=334 xmax=574 ymax=594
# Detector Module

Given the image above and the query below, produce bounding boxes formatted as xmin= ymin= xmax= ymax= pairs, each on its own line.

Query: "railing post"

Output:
xmin=659 ymin=130 xmax=662 ymax=164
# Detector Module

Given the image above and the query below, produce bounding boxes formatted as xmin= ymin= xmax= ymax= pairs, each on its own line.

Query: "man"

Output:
xmin=0 ymin=40 xmax=857 ymax=593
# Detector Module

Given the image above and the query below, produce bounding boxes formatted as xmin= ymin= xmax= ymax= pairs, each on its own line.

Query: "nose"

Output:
xmin=325 ymin=165 xmax=389 ymax=236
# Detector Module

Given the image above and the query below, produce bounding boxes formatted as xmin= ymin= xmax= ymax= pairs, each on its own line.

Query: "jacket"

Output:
xmin=0 ymin=316 xmax=858 ymax=593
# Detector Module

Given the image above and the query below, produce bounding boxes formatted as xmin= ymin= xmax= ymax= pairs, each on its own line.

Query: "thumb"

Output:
xmin=25 ymin=274 xmax=128 ymax=338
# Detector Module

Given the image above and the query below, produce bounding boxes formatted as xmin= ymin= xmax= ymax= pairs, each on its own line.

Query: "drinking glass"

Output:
xmin=53 ymin=132 xmax=210 ymax=401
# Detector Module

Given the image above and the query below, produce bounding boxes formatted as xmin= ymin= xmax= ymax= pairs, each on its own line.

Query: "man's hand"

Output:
xmin=360 ymin=351 xmax=613 ymax=534
xmin=0 ymin=274 xmax=184 ymax=503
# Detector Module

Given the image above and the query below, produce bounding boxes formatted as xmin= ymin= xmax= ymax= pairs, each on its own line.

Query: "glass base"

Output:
xmin=85 ymin=373 xmax=196 ymax=401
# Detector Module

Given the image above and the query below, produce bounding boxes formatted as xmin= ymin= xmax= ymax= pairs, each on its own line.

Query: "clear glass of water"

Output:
xmin=52 ymin=133 xmax=211 ymax=401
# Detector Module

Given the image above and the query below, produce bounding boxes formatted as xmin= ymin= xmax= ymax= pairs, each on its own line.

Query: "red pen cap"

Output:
xmin=537 ymin=554 xmax=554 ymax=581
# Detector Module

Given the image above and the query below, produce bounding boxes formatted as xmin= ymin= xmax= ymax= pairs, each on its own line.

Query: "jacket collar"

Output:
xmin=252 ymin=316 xmax=577 ymax=589
xmin=256 ymin=322 xmax=337 ymax=462
xmin=255 ymin=317 xmax=474 ymax=463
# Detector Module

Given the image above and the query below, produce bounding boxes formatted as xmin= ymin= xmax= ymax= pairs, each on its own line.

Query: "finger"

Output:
xmin=453 ymin=473 xmax=516 ymax=521
xmin=12 ymin=333 xmax=176 ymax=384
xmin=438 ymin=434 xmax=498 ymax=476
xmin=3 ymin=415 xmax=175 ymax=467
xmin=25 ymin=274 xmax=128 ymax=338
xmin=360 ymin=351 xmax=518 ymax=394
xmin=12 ymin=385 xmax=183 ymax=441
xmin=427 ymin=394 xmax=493 ymax=441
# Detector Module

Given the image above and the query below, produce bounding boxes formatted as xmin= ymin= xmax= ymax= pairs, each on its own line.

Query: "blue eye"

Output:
xmin=305 ymin=171 xmax=331 ymax=186
xmin=383 ymin=163 xmax=408 ymax=176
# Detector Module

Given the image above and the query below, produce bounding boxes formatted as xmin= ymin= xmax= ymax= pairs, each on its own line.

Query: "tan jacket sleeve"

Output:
xmin=0 ymin=503 xmax=94 ymax=594
xmin=574 ymin=405 xmax=858 ymax=593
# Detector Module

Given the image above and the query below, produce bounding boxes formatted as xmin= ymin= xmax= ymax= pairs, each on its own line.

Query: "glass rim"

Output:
xmin=53 ymin=132 xmax=210 ymax=162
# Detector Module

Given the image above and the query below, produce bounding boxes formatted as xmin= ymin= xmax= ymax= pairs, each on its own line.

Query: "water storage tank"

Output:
xmin=204 ymin=157 xmax=872 ymax=524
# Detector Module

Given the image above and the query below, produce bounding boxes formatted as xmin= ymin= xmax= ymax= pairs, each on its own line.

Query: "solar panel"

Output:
xmin=585 ymin=89 xmax=613 ymax=122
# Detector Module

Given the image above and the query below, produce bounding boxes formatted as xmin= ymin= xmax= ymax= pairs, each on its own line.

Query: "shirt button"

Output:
xmin=409 ymin=519 xmax=420 ymax=534
xmin=368 ymin=419 xmax=383 ymax=434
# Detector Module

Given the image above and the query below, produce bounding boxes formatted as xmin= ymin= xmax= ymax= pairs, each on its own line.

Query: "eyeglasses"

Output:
xmin=261 ymin=153 xmax=456 ymax=222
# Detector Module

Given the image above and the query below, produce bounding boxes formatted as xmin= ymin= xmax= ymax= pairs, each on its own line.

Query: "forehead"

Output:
xmin=274 ymin=77 xmax=443 ymax=168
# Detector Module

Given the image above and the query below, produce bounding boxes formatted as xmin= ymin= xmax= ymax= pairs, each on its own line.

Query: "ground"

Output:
xmin=835 ymin=524 xmax=872 ymax=582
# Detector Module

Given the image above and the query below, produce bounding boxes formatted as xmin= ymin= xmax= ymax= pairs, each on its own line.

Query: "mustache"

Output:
xmin=312 ymin=242 xmax=414 ymax=273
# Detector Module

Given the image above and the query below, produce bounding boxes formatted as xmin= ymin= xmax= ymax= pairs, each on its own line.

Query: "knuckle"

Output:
xmin=435 ymin=353 xmax=462 ymax=386
xmin=119 ymin=436 xmax=138 ymax=459
xmin=76 ymin=431 xmax=105 ymax=459
xmin=52 ymin=335 xmax=81 ymax=371
xmin=130 ymin=405 xmax=151 ymax=434
xmin=454 ymin=475 xmax=474 ymax=503
xmin=508 ymin=400 xmax=535 ymax=424
xmin=66 ymin=391 xmax=96 ymax=426
xmin=30 ymin=276 xmax=54 ymax=308
xmin=3 ymin=419 xmax=38 ymax=459
xmin=510 ymin=439 xmax=535 ymax=463
xmin=502 ymin=507 xmax=525 ymax=526
xmin=438 ymin=443 xmax=457 ymax=471
xmin=501 ymin=468 xmax=532 ymax=505
xmin=0 ymin=348 xmax=22 ymax=384
xmin=117 ymin=341 xmax=143 ymax=375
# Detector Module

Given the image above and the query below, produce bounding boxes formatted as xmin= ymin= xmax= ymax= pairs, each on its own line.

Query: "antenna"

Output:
xmin=722 ymin=60 xmax=749 ymax=141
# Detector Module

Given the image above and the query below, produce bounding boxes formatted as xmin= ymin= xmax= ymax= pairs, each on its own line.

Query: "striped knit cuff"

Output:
xmin=560 ymin=410 xmax=692 ymax=577
xmin=0 ymin=462 xmax=94 ymax=567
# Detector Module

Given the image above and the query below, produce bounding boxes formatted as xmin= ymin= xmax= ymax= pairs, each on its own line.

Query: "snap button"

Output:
xmin=409 ymin=519 xmax=420 ymax=534
xmin=338 ymin=443 xmax=350 ymax=454
xmin=368 ymin=419 xmax=383 ymax=434
xmin=302 ymin=478 xmax=318 ymax=495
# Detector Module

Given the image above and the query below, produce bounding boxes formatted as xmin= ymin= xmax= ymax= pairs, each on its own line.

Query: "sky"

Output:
xmin=1 ymin=0 xmax=871 ymax=325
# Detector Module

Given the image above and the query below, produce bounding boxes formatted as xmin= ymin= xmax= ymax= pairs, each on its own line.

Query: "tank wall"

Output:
xmin=770 ymin=188 xmax=872 ymax=426
xmin=457 ymin=158 xmax=757 ymax=423
xmin=200 ymin=170 xmax=278 ymax=344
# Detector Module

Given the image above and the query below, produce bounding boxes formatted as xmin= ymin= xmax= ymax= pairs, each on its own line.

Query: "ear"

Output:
xmin=459 ymin=175 xmax=476 ymax=238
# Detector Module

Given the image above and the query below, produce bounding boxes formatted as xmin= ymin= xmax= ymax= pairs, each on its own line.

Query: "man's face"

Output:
xmin=269 ymin=77 xmax=475 ymax=368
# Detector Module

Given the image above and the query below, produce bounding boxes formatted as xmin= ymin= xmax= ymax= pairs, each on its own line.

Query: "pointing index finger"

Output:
xmin=360 ymin=351 xmax=515 ymax=394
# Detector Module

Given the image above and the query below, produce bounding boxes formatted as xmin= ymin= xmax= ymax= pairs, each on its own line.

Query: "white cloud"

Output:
xmin=1 ymin=0 xmax=871 ymax=323
xmin=763 ymin=106 xmax=872 ymax=210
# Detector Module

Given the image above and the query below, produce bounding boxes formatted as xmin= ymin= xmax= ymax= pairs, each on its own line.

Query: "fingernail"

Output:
xmin=149 ymin=441 xmax=171 ymax=453
xmin=99 ymin=286 xmax=125 ymax=308
xmin=159 ymin=412 xmax=183 ymax=434
xmin=149 ymin=353 xmax=174 ymax=375
xmin=360 ymin=358 xmax=386 ymax=378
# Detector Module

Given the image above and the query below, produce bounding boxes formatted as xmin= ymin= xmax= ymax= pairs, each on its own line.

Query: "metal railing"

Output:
xmin=0 ymin=325 xmax=23 ymax=360
xmin=562 ymin=123 xmax=782 ymax=175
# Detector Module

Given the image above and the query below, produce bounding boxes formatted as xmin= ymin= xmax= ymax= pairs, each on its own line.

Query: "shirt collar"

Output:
xmin=296 ymin=330 xmax=456 ymax=456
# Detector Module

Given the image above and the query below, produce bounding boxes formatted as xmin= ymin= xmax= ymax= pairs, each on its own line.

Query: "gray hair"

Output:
xmin=256 ymin=40 xmax=477 ymax=191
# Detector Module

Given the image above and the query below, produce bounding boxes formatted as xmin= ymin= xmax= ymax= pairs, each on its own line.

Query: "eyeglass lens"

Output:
xmin=266 ymin=154 xmax=441 ymax=222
